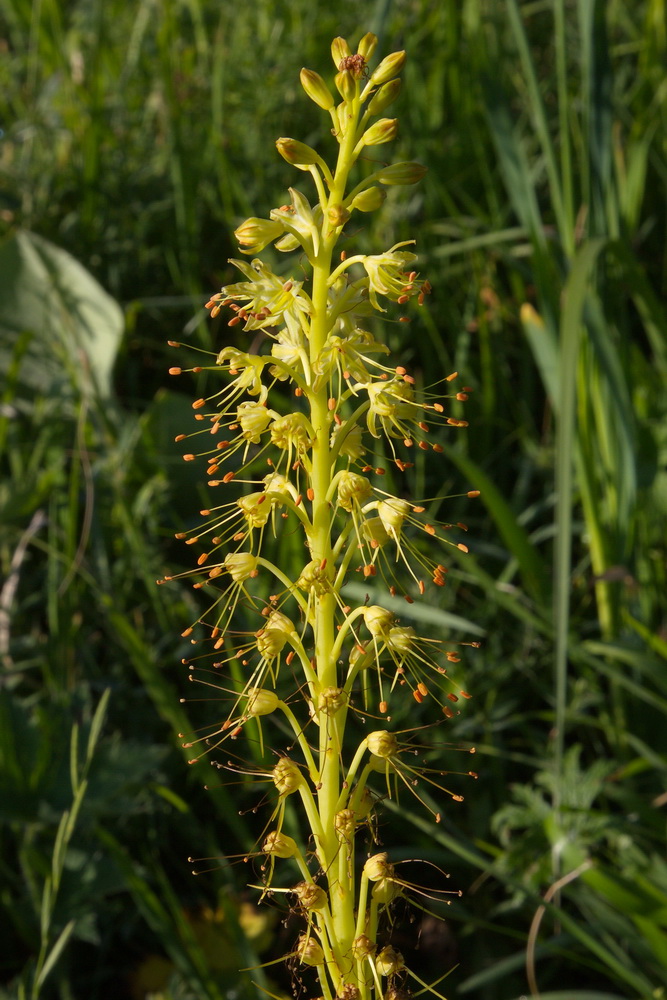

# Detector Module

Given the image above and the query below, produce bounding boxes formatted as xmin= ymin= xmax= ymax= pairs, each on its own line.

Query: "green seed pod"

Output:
xmin=350 ymin=187 xmax=387 ymax=213
xmin=327 ymin=203 xmax=351 ymax=227
xmin=294 ymin=881 xmax=327 ymax=911
xmin=375 ymin=161 xmax=428 ymax=186
xmin=335 ymin=808 xmax=356 ymax=842
xmin=359 ymin=118 xmax=399 ymax=147
xmin=372 ymin=876 xmax=400 ymax=905
xmin=246 ymin=687 xmax=280 ymax=717
xmin=262 ymin=831 xmax=298 ymax=858
xmin=297 ymin=933 xmax=324 ymax=966
xmin=375 ymin=945 xmax=405 ymax=976
xmin=300 ymin=68 xmax=335 ymax=110
xmin=352 ymin=934 xmax=376 ymax=960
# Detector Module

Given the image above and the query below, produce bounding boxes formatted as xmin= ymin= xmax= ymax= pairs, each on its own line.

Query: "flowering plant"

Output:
xmin=163 ymin=32 xmax=479 ymax=1000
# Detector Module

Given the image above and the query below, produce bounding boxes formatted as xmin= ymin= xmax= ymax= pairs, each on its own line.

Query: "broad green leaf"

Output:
xmin=0 ymin=230 xmax=123 ymax=399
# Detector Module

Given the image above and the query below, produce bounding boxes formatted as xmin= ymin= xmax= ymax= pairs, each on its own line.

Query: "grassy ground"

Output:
xmin=1 ymin=0 xmax=666 ymax=997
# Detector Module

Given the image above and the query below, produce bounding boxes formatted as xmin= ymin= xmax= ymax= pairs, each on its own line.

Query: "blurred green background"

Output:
xmin=1 ymin=0 xmax=666 ymax=997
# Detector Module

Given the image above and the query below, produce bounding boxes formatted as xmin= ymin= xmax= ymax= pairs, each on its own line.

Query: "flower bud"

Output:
xmin=327 ymin=204 xmax=351 ymax=228
xmin=335 ymin=69 xmax=356 ymax=103
xmin=375 ymin=945 xmax=405 ymax=976
xmin=359 ymin=118 xmax=398 ymax=147
xmin=273 ymin=757 xmax=303 ymax=795
xmin=367 ymin=79 xmax=402 ymax=116
xmin=370 ymin=50 xmax=406 ymax=86
xmin=363 ymin=605 xmax=395 ymax=639
xmin=331 ymin=36 xmax=352 ymax=68
xmin=367 ymin=731 xmax=398 ymax=759
xmin=294 ymin=881 xmax=327 ymax=911
xmin=223 ymin=552 xmax=258 ymax=583
xmin=300 ymin=68 xmax=335 ymax=110
xmin=234 ymin=217 xmax=284 ymax=254
xmin=357 ymin=32 xmax=378 ymax=62
xmin=375 ymin=161 xmax=428 ymax=186
xmin=350 ymin=187 xmax=386 ymax=213
xmin=297 ymin=933 xmax=324 ymax=966
xmin=246 ymin=687 xmax=280 ymax=717
xmin=275 ymin=138 xmax=323 ymax=171
xmin=263 ymin=831 xmax=298 ymax=858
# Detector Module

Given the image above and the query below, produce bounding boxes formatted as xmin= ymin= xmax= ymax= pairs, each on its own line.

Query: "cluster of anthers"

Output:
xmin=161 ymin=31 xmax=480 ymax=1000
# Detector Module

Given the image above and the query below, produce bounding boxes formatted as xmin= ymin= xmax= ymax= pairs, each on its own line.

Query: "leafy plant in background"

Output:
xmin=165 ymin=31 xmax=480 ymax=1000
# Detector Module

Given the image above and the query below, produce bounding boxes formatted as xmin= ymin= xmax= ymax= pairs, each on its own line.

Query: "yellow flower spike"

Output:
xmin=171 ymin=32 xmax=478 ymax=1000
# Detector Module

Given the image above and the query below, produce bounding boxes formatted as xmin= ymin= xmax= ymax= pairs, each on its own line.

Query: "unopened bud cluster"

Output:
xmin=164 ymin=30 xmax=480 ymax=1000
